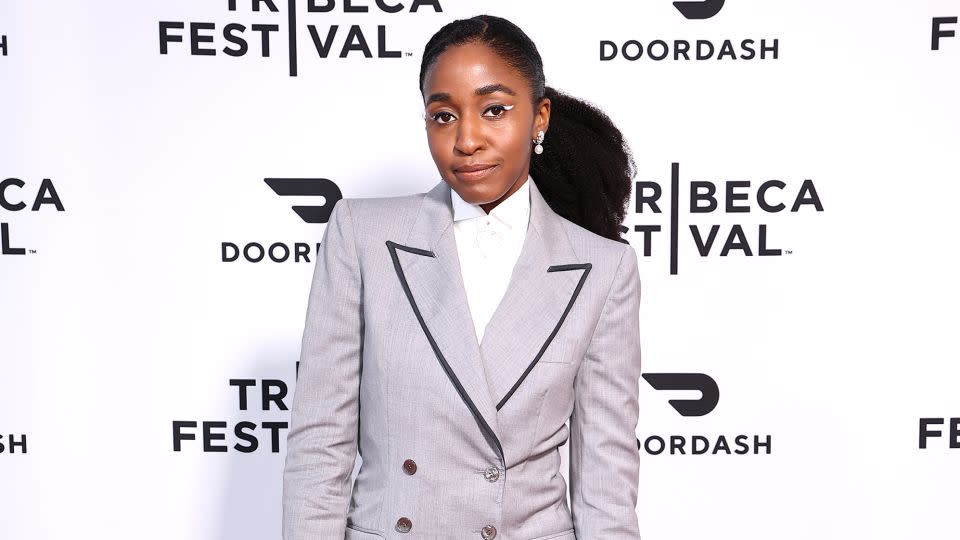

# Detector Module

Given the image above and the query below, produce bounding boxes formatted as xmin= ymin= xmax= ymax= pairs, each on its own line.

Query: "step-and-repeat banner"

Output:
xmin=2 ymin=1 xmax=958 ymax=538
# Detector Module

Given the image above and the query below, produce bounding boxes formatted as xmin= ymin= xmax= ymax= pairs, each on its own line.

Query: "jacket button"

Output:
xmin=482 ymin=465 xmax=500 ymax=482
xmin=395 ymin=517 xmax=413 ymax=533
xmin=402 ymin=459 xmax=417 ymax=475
xmin=480 ymin=524 xmax=497 ymax=539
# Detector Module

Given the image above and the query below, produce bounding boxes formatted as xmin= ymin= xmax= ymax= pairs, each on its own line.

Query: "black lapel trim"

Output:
xmin=385 ymin=240 xmax=504 ymax=462
xmin=495 ymin=262 xmax=593 ymax=411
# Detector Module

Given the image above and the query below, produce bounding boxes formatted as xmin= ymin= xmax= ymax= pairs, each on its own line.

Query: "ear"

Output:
xmin=533 ymin=97 xmax=551 ymax=137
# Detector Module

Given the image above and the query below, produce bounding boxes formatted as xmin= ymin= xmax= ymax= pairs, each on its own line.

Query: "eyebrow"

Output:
xmin=425 ymin=83 xmax=517 ymax=106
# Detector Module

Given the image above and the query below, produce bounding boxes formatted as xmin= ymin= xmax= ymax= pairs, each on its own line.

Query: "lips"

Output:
xmin=453 ymin=163 xmax=499 ymax=182
xmin=455 ymin=163 xmax=497 ymax=173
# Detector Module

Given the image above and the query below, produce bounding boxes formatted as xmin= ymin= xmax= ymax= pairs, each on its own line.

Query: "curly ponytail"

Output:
xmin=532 ymin=86 xmax=635 ymax=242
xmin=420 ymin=15 xmax=636 ymax=242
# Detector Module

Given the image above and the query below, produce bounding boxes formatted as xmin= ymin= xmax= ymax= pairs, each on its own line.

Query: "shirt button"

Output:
xmin=395 ymin=517 xmax=413 ymax=533
xmin=402 ymin=459 xmax=417 ymax=475
xmin=481 ymin=524 xmax=497 ymax=539
xmin=482 ymin=465 xmax=500 ymax=482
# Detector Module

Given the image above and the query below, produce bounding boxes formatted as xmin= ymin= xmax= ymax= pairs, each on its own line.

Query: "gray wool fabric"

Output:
xmin=283 ymin=177 xmax=642 ymax=540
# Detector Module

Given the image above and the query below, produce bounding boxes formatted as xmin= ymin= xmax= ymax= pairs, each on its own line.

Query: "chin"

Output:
xmin=448 ymin=178 xmax=490 ymax=203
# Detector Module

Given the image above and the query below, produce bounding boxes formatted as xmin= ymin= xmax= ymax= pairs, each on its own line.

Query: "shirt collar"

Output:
xmin=450 ymin=175 xmax=532 ymax=231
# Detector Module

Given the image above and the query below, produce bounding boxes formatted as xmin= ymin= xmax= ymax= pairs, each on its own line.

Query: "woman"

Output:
xmin=283 ymin=14 xmax=642 ymax=540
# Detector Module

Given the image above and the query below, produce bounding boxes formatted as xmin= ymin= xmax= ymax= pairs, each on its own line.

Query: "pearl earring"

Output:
xmin=533 ymin=130 xmax=545 ymax=155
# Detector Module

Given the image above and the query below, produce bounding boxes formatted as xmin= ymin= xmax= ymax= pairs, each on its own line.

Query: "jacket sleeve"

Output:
xmin=283 ymin=199 xmax=363 ymax=540
xmin=569 ymin=244 xmax=642 ymax=539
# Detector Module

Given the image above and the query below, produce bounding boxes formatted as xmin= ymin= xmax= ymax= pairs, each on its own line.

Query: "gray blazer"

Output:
xmin=283 ymin=177 xmax=642 ymax=540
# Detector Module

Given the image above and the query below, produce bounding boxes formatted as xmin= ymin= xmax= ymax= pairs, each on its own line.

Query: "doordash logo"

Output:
xmin=673 ymin=0 xmax=724 ymax=20
xmin=264 ymin=177 xmax=340 ymax=224
xmin=643 ymin=372 xmax=719 ymax=416
xmin=220 ymin=177 xmax=342 ymax=263
xmin=639 ymin=372 xmax=774 ymax=456
xmin=600 ymin=1 xmax=779 ymax=62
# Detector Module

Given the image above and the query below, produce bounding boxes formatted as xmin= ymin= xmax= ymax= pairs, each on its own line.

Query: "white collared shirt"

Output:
xmin=450 ymin=175 xmax=531 ymax=345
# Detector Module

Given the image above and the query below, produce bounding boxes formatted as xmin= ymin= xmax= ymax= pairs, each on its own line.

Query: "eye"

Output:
xmin=429 ymin=111 xmax=456 ymax=124
xmin=483 ymin=104 xmax=514 ymax=118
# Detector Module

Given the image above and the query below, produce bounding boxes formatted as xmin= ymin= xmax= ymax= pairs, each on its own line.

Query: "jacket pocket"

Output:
xmin=528 ymin=527 xmax=576 ymax=540
xmin=345 ymin=523 xmax=385 ymax=539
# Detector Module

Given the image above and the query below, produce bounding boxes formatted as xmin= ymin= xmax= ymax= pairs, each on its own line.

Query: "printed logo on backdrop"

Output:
xmin=624 ymin=162 xmax=824 ymax=275
xmin=158 ymin=0 xmax=443 ymax=77
xmin=0 ymin=178 xmax=66 ymax=256
xmin=932 ymin=16 xmax=957 ymax=50
xmin=673 ymin=0 xmax=724 ymax=20
xmin=222 ymin=177 xmax=342 ymax=263
xmin=0 ymin=434 xmax=27 ymax=454
xmin=173 ymin=373 xmax=298 ymax=453
xmin=0 ymin=33 xmax=7 ymax=56
xmin=644 ymin=372 xmax=719 ymax=416
xmin=601 ymin=0 xmax=779 ymax=62
xmin=919 ymin=418 xmax=960 ymax=449
xmin=639 ymin=372 xmax=773 ymax=456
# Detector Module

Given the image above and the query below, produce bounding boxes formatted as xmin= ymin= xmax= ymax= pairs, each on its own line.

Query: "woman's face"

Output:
xmin=421 ymin=42 xmax=549 ymax=214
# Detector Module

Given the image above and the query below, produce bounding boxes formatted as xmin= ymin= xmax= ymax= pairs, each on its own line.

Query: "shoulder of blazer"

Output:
xmin=551 ymin=209 xmax=633 ymax=268
xmin=331 ymin=190 xmax=425 ymax=249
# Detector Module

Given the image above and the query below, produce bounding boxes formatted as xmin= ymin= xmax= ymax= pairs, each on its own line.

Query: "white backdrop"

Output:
xmin=2 ymin=1 xmax=959 ymax=538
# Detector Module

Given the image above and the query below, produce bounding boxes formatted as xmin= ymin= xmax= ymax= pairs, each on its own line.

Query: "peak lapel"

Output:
xmin=479 ymin=178 xmax=592 ymax=411
xmin=386 ymin=180 xmax=503 ymax=461
xmin=386 ymin=177 xmax=593 ymax=462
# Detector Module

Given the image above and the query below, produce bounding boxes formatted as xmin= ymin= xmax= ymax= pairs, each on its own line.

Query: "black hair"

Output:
xmin=419 ymin=14 xmax=635 ymax=243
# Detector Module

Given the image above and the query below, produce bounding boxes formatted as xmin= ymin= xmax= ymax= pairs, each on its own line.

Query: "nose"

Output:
xmin=454 ymin=113 xmax=484 ymax=155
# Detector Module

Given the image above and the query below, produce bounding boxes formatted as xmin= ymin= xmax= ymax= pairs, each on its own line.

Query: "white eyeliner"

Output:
xmin=425 ymin=104 xmax=514 ymax=122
